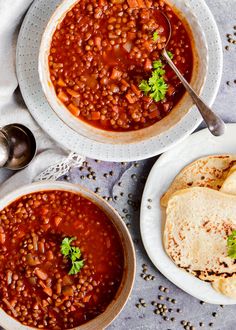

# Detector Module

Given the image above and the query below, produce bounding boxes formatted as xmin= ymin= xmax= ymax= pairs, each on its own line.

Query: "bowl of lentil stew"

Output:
xmin=0 ymin=181 xmax=135 ymax=330
xmin=39 ymin=0 xmax=208 ymax=144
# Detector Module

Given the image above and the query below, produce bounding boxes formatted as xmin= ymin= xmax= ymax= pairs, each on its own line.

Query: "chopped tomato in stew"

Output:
xmin=49 ymin=0 xmax=193 ymax=131
xmin=0 ymin=191 xmax=124 ymax=329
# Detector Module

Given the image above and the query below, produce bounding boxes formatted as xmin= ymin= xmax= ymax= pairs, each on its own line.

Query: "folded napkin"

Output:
xmin=0 ymin=0 xmax=84 ymax=194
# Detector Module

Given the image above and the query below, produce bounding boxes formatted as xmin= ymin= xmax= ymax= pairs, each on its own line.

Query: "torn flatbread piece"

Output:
xmin=164 ymin=187 xmax=236 ymax=282
xmin=212 ymin=166 xmax=236 ymax=298
xmin=161 ymin=155 xmax=236 ymax=208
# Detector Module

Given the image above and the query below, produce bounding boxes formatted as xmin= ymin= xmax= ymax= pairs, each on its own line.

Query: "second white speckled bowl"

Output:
xmin=0 ymin=181 xmax=136 ymax=330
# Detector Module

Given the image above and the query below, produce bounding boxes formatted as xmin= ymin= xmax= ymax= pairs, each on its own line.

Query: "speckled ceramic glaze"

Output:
xmin=17 ymin=0 xmax=222 ymax=161
xmin=0 ymin=181 xmax=136 ymax=330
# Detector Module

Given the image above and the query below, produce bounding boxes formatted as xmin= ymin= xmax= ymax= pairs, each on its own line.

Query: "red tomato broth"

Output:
xmin=0 ymin=190 xmax=124 ymax=329
xmin=49 ymin=0 xmax=193 ymax=132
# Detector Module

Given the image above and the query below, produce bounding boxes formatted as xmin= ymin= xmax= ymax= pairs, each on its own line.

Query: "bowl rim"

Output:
xmin=0 ymin=181 xmax=136 ymax=330
xmin=38 ymin=0 xmax=208 ymax=145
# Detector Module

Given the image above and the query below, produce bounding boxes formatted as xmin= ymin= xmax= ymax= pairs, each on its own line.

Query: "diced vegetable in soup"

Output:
xmin=49 ymin=0 xmax=193 ymax=131
xmin=0 ymin=191 xmax=124 ymax=329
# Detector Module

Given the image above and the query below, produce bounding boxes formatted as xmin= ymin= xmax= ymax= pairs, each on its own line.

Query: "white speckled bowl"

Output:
xmin=0 ymin=181 xmax=136 ymax=330
xmin=38 ymin=0 xmax=208 ymax=145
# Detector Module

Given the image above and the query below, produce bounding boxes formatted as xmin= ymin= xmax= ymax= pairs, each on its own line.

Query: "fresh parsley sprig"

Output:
xmin=139 ymin=60 xmax=168 ymax=102
xmin=61 ymin=237 xmax=84 ymax=275
xmin=167 ymin=51 xmax=174 ymax=59
xmin=153 ymin=31 xmax=159 ymax=42
xmin=227 ymin=230 xmax=236 ymax=259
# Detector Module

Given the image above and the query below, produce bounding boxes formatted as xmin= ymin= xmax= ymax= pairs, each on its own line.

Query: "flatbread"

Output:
xmin=164 ymin=187 xmax=236 ymax=282
xmin=161 ymin=155 xmax=236 ymax=208
xmin=212 ymin=166 xmax=236 ymax=298
xmin=220 ymin=165 xmax=236 ymax=195
xmin=212 ymin=277 xmax=236 ymax=299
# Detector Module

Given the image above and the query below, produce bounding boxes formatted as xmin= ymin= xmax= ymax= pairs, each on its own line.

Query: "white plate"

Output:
xmin=16 ymin=0 xmax=222 ymax=162
xmin=140 ymin=123 xmax=236 ymax=305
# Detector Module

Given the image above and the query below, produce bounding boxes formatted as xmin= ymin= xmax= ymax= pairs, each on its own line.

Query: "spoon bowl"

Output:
xmin=0 ymin=132 xmax=10 ymax=167
xmin=1 ymin=124 xmax=37 ymax=170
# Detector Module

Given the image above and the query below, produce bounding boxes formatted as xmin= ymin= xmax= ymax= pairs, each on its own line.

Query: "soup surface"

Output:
xmin=49 ymin=0 xmax=193 ymax=131
xmin=0 ymin=190 xmax=124 ymax=329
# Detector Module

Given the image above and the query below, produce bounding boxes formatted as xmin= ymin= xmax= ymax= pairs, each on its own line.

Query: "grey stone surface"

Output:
xmin=66 ymin=1 xmax=236 ymax=329
xmin=2 ymin=2 xmax=235 ymax=330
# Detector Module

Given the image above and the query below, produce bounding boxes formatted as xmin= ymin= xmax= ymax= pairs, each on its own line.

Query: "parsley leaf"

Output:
xmin=227 ymin=230 xmax=236 ymax=259
xmin=150 ymin=77 xmax=168 ymax=102
xmin=139 ymin=60 xmax=168 ymax=102
xmin=167 ymin=51 xmax=174 ymax=60
xmin=61 ymin=237 xmax=84 ymax=275
xmin=69 ymin=260 xmax=84 ymax=275
xmin=61 ymin=237 xmax=75 ymax=256
xmin=139 ymin=80 xmax=151 ymax=95
xmin=153 ymin=31 xmax=159 ymax=42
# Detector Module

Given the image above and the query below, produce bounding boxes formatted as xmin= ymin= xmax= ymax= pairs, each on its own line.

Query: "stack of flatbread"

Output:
xmin=162 ymin=155 xmax=236 ymax=299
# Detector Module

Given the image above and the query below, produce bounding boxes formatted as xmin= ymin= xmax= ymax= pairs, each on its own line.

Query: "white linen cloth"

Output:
xmin=0 ymin=0 xmax=84 ymax=197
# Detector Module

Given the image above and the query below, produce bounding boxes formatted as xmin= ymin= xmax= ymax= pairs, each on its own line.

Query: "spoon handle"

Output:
xmin=162 ymin=49 xmax=225 ymax=136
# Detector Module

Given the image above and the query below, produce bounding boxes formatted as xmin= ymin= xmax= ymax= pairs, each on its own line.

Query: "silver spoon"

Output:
xmin=0 ymin=124 xmax=37 ymax=170
xmin=0 ymin=131 xmax=10 ymax=167
xmin=159 ymin=12 xmax=225 ymax=136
